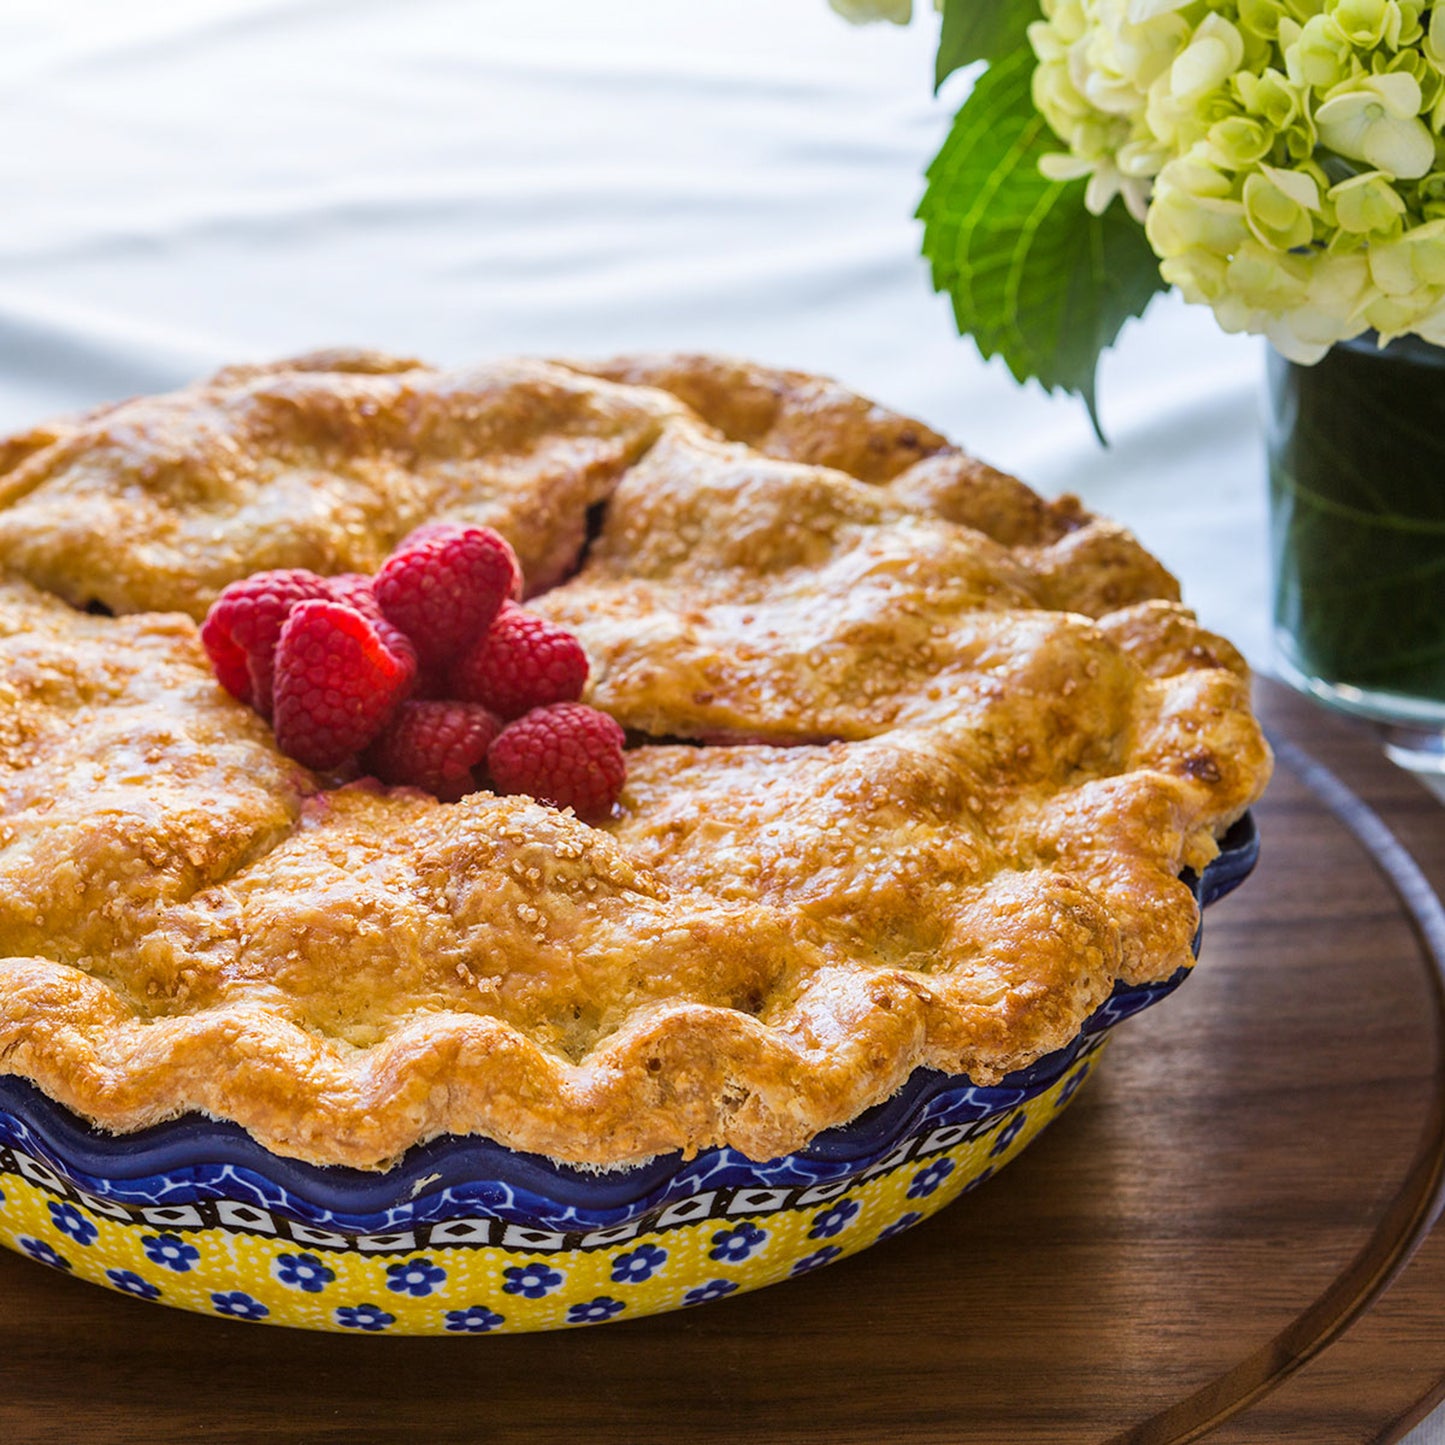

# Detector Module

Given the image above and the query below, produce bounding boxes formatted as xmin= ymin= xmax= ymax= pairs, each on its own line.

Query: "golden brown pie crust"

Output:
xmin=0 ymin=352 xmax=1271 ymax=1170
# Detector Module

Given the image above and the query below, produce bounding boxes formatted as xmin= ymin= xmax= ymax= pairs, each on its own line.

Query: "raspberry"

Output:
xmin=200 ymin=569 xmax=333 ymax=718
xmin=374 ymin=525 xmax=521 ymax=670
xmin=398 ymin=522 xmax=525 ymax=586
xmin=487 ymin=702 xmax=626 ymax=819
xmin=325 ymin=573 xmax=419 ymax=673
xmin=272 ymin=600 xmax=417 ymax=770
xmin=455 ymin=603 xmax=589 ymax=719
xmin=365 ymin=700 xmax=501 ymax=802
xmin=325 ymin=572 xmax=382 ymax=615
xmin=397 ymin=521 xmax=468 ymax=549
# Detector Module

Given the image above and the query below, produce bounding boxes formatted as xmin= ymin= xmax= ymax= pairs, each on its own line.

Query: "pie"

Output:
xmin=0 ymin=351 xmax=1271 ymax=1170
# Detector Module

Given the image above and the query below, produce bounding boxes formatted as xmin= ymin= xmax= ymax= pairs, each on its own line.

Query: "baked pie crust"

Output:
xmin=0 ymin=351 xmax=1271 ymax=1170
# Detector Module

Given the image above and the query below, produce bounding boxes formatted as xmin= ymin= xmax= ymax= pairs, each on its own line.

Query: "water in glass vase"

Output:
xmin=1266 ymin=334 xmax=1445 ymax=772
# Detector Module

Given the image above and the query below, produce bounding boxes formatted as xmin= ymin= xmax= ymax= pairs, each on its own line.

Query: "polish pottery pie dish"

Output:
xmin=0 ymin=351 xmax=1271 ymax=1332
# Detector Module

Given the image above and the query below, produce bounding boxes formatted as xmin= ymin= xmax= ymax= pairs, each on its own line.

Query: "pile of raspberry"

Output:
xmin=199 ymin=524 xmax=626 ymax=819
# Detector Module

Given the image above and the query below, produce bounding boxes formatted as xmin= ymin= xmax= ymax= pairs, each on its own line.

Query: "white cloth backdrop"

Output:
xmin=2 ymin=3 xmax=1439 ymax=1436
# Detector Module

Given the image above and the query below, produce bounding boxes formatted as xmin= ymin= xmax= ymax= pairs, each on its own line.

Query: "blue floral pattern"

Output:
xmin=808 ymin=1199 xmax=860 ymax=1239
xmin=335 ymin=1303 xmax=395 ymax=1332
xmin=907 ymin=1158 xmax=955 ymax=1199
xmin=683 ymin=1278 xmax=738 ymax=1307
xmin=961 ymin=1165 xmax=995 ymax=1195
xmin=501 ymin=1263 xmax=563 ymax=1299
xmin=989 ymin=1111 xmax=1027 ymax=1157
xmin=106 ymin=1269 xmax=161 ymax=1301
xmin=274 ymin=1252 xmax=335 ymax=1293
xmin=211 ymin=1290 xmax=268 ymax=1321
xmin=566 ymin=1296 xmax=626 ymax=1325
xmin=444 ymin=1305 xmax=506 ymax=1333
xmin=878 ymin=1211 xmax=922 ymax=1241
xmin=611 ymin=1243 xmax=667 ymax=1284
xmin=709 ymin=1222 xmax=767 ymax=1263
xmin=792 ymin=1246 xmax=843 ymax=1275
xmin=19 ymin=1236 xmax=70 ymax=1271
xmin=142 ymin=1234 xmax=200 ymax=1273
xmin=48 ymin=1200 xmax=97 ymax=1247
xmin=385 ymin=1257 xmax=447 ymax=1298
xmin=1056 ymin=1065 xmax=1091 ymax=1108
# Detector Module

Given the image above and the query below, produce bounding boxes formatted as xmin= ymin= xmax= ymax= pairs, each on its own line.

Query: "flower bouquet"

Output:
xmin=834 ymin=0 xmax=1445 ymax=759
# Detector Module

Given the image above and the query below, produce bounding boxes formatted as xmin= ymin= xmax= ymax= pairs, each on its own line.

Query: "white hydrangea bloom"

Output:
xmin=1029 ymin=0 xmax=1445 ymax=352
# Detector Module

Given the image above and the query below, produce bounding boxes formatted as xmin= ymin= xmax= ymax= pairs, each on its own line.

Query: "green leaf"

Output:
xmin=918 ymin=46 xmax=1168 ymax=437
xmin=935 ymin=0 xmax=1039 ymax=91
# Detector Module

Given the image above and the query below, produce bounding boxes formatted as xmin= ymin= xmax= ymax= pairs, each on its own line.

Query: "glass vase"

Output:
xmin=1266 ymin=333 xmax=1445 ymax=773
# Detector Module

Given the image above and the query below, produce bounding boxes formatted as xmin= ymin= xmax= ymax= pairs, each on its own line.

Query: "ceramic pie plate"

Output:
xmin=0 ymin=817 xmax=1257 ymax=1334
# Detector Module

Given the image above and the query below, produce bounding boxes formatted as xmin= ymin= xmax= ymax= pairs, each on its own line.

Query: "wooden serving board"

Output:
xmin=1 ymin=677 xmax=1442 ymax=1444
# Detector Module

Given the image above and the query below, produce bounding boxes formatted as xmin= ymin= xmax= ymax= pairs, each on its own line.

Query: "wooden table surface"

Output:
xmin=1 ymin=678 xmax=1441 ymax=1444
